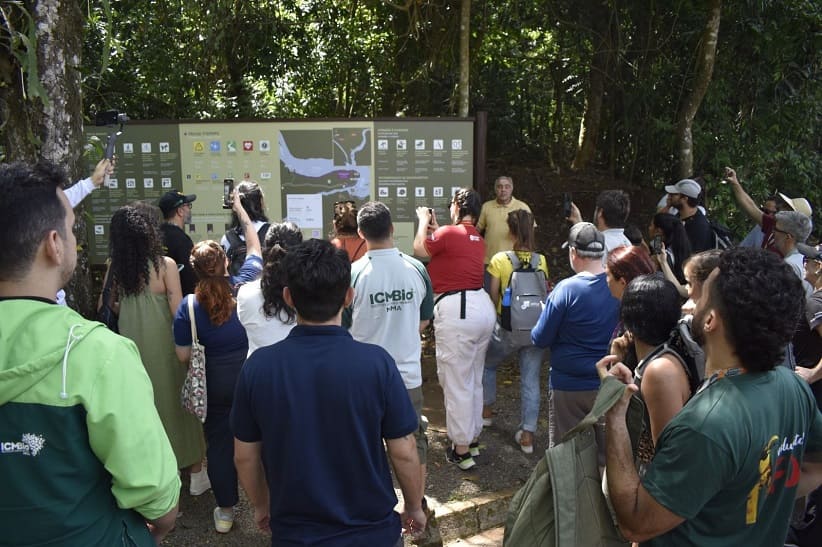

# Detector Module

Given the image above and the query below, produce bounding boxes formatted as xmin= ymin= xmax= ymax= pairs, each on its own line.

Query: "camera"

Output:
xmin=222 ymin=179 xmax=234 ymax=209
xmin=95 ymin=110 xmax=129 ymax=127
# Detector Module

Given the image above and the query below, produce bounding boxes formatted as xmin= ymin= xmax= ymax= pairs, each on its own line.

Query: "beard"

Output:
xmin=691 ymin=307 xmax=706 ymax=346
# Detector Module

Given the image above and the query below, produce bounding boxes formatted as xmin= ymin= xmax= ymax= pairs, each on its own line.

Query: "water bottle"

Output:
xmin=502 ymin=287 xmax=512 ymax=307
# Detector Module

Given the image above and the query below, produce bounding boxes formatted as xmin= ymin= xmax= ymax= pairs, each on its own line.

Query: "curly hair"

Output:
xmin=261 ymin=222 xmax=303 ymax=322
xmin=190 ymin=240 xmax=234 ymax=326
xmin=452 ymin=188 xmax=482 ymax=224
xmin=331 ymin=200 xmax=358 ymax=236
xmin=607 ymin=245 xmax=655 ymax=285
xmin=109 ymin=206 xmax=163 ymax=297
xmin=709 ymin=248 xmax=804 ymax=372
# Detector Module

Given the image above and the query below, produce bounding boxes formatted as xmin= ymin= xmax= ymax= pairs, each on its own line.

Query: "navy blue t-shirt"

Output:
xmin=230 ymin=325 xmax=418 ymax=546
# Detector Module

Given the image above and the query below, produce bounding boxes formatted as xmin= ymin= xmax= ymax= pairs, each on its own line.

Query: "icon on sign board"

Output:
xmin=194 ymin=142 xmax=205 ymax=153
xmin=125 ymin=178 xmax=136 ymax=189
xmin=210 ymin=141 xmax=221 ymax=152
xmin=396 ymin=139 xmax=407 ymax=150
xmin=397 ymin=187 xmax=407 ymax=197
xmin=144 ymin=178 xmax=154 ymax=189
xmin=159 ymin=142 xmax=170 ymax=153
xmin=107 ymin=178 xmax=118 ymax=189
xmin=123 ymin=143 xmax=134 ymax=154
xmin=259 ymin=140 xmax=270 ymax=152
xmin=141 ymin=143 xmax=152 ymax=153
xmin=242 ymin=141 xmax=254 ymax=151
xmin=433 ymin=139 xmax=444 ymax=150
xmin=415 ymin=187 xmax=425 ymax=197
xmin=415 ymin=139 xmax=425 ymax=150
xmin=433 ymin=187 xmax=443 ymax=197
xmin=377 ymin=139 xmax=388 ymax=150
xmin=94 ymin=225 xmax=104 ymax=235
xmin=161 ymin=177 xmax=172 ymax=188
xmin=451 ymin=139 xmax=463 ymax=150
xmin=378 ymin=187 xmax=389 ymax=197
xmin=227 ymin=140 xmax=237 ymax=153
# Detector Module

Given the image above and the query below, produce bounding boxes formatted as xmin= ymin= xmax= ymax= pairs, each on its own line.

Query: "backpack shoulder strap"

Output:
xmin=505 ymin=250 xmax=521 ymax=270
xmin=530 ymin=252 xmax=541 ymax=271
xmin=225 ymin=228 xmax=243 ymax=251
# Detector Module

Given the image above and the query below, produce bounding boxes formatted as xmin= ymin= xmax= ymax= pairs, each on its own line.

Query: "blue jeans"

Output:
xmin=482 ymin=321 xmax=546 ymax=433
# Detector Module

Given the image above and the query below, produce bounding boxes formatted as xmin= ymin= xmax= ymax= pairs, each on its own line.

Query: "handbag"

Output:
xmin=181 ymin=296 xmax=207 ymax=423
xmin=96 ymin=270 xmax=119 ymax=333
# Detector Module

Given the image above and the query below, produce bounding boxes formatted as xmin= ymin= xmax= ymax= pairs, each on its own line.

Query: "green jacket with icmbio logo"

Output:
xmin=0 ymin=298 xmax=180 ymax=546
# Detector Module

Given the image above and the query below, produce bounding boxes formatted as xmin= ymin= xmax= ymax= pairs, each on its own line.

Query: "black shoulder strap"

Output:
xmin=225 ymin=228 xmax=243 ymax=251
xmin=257 ymin=223 xmax=270 ymax=241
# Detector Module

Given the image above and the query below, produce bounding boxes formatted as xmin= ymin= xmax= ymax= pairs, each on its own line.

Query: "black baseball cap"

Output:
xmin=158 ymin=190 xmax=196 ymax=215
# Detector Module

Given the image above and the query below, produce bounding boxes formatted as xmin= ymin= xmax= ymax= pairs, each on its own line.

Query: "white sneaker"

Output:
xmin=189 ymin=468 xmax=211 ymax=496
xmin=213 ymin=507 xmax=234 ymax=534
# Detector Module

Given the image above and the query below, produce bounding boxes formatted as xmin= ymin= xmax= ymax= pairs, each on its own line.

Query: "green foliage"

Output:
xmin=79 ymin=0 xmax=820 ymax=237
xmin=0 ymin=1 xmax=49 ymax=105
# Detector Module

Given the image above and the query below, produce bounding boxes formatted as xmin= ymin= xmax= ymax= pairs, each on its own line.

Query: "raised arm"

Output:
xmin=725 ymin=167 xmax=764 ymax=226
xmin=233 ymin=189 xmax=261 ymax=258
xmin=413 ymin=206 xmax=436 ymax=258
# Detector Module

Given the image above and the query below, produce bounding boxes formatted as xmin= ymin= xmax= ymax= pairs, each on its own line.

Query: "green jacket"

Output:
xmin=0 ymin=298 xmax=181 ymax=546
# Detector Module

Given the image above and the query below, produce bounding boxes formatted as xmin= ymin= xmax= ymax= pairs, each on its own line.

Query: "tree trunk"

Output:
xmin=571 ymin=0 xmax=612 ymax=171
xmin=0 ymin=1 xmax=89 ymax=314
xmin=675 ymin=0 xmax=721 ymax=179
xmin=458 ymin=0 xmax=470 ymax=117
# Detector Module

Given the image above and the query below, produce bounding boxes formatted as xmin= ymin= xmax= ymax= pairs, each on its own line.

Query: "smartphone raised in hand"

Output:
xmin=651 ymin=235 xmax=663 ymax=255
xmin=222 ymin=178 xmax=234 ymax=209
xmin=562 ymin=192 xmax=572 ymax=218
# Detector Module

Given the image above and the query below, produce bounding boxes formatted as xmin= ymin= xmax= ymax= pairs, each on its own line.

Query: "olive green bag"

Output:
xmin=504 ymin=376 xmax=645 ymax=547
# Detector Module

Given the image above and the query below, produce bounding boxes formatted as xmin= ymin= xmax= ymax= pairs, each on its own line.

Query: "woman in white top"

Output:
xmin=237 ymin=221 xmax=303 ymax=356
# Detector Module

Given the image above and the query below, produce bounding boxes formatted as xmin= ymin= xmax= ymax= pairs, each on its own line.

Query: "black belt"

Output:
xmin=434 ymin=288 xmax=482 ymax=319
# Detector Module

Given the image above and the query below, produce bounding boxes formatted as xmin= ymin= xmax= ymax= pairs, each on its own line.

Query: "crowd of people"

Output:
xmin=1 ymin=159 xmax=821 ymax=547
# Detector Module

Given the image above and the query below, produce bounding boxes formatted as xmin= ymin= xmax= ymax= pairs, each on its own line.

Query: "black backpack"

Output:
xmin=225 ymin=223 xmax=269 ymax=277
xmin=708 ymin=218 xmax=734 ymax=250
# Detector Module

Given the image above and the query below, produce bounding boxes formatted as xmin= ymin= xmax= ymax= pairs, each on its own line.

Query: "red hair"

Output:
xmin=190 ymin=240 xmax=234 ymax=326
xmin=606 ymin=246 xmax=655 ymax=284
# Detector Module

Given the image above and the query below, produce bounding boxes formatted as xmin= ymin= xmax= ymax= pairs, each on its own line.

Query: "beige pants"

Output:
xmin=434 ymin=290 xmax=496 ymax=446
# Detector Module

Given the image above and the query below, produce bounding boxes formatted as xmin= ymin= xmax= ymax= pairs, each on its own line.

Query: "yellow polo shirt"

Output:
xmin=476 ymin=197 xmax=532 ymax=263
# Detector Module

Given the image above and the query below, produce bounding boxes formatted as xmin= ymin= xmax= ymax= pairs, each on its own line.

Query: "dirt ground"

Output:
xmin=160 ymin=166 xmax=662 ymax=545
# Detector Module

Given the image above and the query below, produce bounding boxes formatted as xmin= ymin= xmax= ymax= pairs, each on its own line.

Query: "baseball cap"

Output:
xmin=664 ymin=179 xmax=702 ymax=199
xmin=563 ymin=222 xmax=605 ymax=254
xmin=777 ymin=192 xmax=812 ymax=218
xmin=158 ymin=190 xmax=196 ymax=215
xmin=797 ymin=243 xmax=822 ymax=261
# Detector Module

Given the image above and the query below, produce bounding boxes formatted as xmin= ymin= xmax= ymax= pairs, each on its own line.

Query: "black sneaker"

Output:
xmin=447 ymin=448 xmax=476 ymax=470
xmin=469 ymin=442 xmax=481 ymax=458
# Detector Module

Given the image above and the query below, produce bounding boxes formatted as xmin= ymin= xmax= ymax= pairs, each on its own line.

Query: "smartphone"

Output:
xmin=562 ymin=192 xmax=572 ymax=218
xmin=222 ymin=178 xmax=234 ymax=209
xmin=651 ymin=235 xmax=663 ymax=255
xmin=428 ymin=208 xmax=437 ymax=227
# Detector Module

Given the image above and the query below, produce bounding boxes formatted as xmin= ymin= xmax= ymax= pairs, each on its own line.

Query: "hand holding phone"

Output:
xmin=651 ymin=235 xmax=663 ymax=255
xmin=222 ymin=178 xmax=235 ymax=209
xmin=562 ymin=193 xmax=572 ymax=218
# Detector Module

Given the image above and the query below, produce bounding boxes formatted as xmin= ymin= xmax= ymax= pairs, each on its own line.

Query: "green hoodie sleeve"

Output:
xmin=85 ymin=335 xmax=181 ymax=520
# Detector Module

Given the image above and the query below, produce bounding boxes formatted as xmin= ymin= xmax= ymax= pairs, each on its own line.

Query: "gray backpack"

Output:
xmin=500 ymin=251 xmax=547 ymax=348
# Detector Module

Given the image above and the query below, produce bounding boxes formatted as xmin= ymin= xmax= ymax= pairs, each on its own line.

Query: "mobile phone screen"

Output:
xmin=222 ymin=179 xmax=234 ymax=209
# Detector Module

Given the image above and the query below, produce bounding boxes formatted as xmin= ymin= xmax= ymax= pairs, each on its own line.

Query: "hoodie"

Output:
xmin=0 ymin=298 xmax=180 ymax=546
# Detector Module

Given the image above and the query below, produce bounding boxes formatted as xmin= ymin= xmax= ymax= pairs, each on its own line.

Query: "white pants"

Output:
xmin=434 ymin=289 xmax=496 ymax=446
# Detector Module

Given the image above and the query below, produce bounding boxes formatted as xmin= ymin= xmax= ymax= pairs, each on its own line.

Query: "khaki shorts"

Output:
xmin=407 ymin=386 xmax=428 ymax=464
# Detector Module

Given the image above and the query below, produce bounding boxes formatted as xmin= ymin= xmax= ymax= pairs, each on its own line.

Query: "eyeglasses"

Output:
xmin=334 ymin=200 xmax=355 ymax=207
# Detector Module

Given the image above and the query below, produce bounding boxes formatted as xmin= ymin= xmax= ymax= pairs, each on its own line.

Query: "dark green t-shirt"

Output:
xmin=641 ymin=366 xmax=822 ymax=546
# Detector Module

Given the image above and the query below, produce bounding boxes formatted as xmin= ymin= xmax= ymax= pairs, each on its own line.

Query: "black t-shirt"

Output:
xmin=681 ymin=209 xmax=714 ymax=254
xmin=160 ymin=223 xmax=197 ymax=295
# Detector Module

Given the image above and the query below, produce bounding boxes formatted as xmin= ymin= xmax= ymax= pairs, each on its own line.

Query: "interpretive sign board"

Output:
xmin=84 ymin=119 xmax=473 ymax=264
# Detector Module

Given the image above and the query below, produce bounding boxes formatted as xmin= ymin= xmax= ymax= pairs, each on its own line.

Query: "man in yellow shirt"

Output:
xmin=477 ymin=176 xmax=533 ymax=265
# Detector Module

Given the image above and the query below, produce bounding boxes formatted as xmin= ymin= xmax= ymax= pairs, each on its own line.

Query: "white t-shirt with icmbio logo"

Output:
xmin=346 ymin=248 xmax=434 ymax=389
